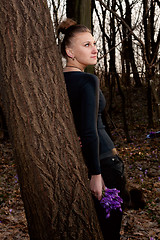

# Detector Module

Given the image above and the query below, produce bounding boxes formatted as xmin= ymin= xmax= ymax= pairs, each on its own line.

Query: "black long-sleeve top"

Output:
xmin=64 ymin=72 xmax=115 ymax=175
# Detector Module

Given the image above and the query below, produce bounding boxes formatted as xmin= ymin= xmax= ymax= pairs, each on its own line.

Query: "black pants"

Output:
xmin=93 ymin=155 xmax=127 ymax=240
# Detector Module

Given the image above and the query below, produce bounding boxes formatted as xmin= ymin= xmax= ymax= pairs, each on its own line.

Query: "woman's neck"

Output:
xmin=64 ymin=64 xmax=84 ymax=72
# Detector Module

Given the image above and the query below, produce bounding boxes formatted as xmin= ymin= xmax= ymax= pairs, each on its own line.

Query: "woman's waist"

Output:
xmin=99 ymin=151 xmax=114 ymax=160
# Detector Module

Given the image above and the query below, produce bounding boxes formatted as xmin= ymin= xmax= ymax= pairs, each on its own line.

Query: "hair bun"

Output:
xmin=58 ymin=18 xmax=77 ymax=35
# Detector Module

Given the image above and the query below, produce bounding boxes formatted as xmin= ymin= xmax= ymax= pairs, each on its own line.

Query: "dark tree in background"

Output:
xmin=0 ymin=0 xmax=103 ymax=239
xmin=118 ymin=0 xmax=142 ymax=88
xmin=66 ymin=0 xmax=94 ymax=74
xmin=66 ymin=0 xmax=92 ymax=27
xmin=95 ymin=0 xmax=160 ymax=130
xmin=142 ymin=0 xmax=160 ymax=127
xmin=94 ymin=0 xmax=132 ymax=142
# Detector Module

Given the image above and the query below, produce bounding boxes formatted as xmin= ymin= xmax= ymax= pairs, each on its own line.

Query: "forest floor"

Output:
xmin=0 ymin=86 xmax=160 ymax=239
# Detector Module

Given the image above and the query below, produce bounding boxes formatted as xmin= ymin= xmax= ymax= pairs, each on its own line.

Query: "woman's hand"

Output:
xmin=90 ymin=174 xmax=105 ymax=200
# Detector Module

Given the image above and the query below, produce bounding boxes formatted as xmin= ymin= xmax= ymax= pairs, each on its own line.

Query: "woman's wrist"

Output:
xmin=91 ymin=174 xmax=102 ymax=181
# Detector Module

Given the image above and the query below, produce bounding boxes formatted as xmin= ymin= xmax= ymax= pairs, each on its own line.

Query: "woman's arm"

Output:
xmin=80 ymin=75 xmax=105 ymax=199
xmin=80 ymin=75 xmax=100 ymax=175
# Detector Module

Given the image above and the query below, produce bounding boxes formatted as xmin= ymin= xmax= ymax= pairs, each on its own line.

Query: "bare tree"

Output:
xmin=96 ymin=0 xmax=160 ymax=127
xmin=118 ymin=0 xmax=142 ymax=87
xmin=94 ymin=0 xmax=132 ymax=142
xmin=143 ymin=0 xmax=160 ymax=127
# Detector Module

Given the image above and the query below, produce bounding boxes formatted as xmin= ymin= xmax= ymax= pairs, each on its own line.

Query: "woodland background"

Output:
xmin=0 ymin=0 xmax=160 ymax=239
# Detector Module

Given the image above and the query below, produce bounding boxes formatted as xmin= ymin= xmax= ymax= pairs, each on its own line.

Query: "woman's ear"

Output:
xmin=66 ymin=48 xmax=74 ymax=59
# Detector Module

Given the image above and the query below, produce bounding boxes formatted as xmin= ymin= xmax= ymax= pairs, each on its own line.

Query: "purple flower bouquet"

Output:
xmin=100 ymin=187 xmax=123 ymax=218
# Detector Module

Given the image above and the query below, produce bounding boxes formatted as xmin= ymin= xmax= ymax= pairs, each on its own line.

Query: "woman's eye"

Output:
xmin=84 ymin=42 xmax=96 ymax=47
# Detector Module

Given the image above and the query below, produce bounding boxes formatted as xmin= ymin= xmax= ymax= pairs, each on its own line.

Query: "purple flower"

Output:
xmin=15 ymin=175 xmax=18 ymax=180
xmin=100 ymin=188 xmax=123 ymax=219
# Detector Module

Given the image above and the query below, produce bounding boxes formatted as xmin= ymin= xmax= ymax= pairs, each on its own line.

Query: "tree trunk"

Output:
xmin=0 ymin=0 xmax=103 ymax=239
xmin=108 ymin=0 xmax=131 ymax=142
xmin=66 ymin=0 xmax=94 ymax=74
xmin=143 ymin=0 xmax=155 ymax=127
xmin=122 ymin=0 xmax=142 ymax=87
xmin=129 ymin=49 xmax=142 ymax=87
xmin=146 ymin=71 xmax=154 ymax=128
xmin=115 ymin=73 xmax=132 ymax=143
xmin=0 ymin=106 xmax=8 ymax=139
xmin=66 ymin=0 xmax=91 ymax=27
xmin=150 ymin=79 xmax=160 ymax=120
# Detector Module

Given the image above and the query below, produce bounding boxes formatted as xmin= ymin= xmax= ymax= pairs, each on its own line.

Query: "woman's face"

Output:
xmin=66 ymin=32 xmax=98 ymax=68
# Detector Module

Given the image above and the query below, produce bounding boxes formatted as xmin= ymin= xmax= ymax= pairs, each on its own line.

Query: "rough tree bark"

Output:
xmin=0 ymin=0 xmax=103 ymax=239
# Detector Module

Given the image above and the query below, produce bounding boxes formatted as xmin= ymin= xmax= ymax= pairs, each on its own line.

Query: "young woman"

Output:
xmin=58 ymin=18 xmax=126 ymax=240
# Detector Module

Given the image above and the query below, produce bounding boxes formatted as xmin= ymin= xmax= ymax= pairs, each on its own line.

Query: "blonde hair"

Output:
xmin=58 ymin=18 xmax=91 ymax=58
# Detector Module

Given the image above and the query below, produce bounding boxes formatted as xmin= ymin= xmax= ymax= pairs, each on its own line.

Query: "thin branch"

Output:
xmin=96 ymin=0 xmax=148 ymax=65
xmin=155 ymin=0 xmax=160 ymax=8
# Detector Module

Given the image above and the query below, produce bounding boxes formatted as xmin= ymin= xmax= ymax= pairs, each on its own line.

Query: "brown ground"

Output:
xmin=0 ymin=86 xmax=160 ymax=239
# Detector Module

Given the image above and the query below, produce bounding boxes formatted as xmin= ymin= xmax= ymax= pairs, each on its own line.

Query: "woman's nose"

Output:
xmin=92 ymin=45 xmax=98 ymax=53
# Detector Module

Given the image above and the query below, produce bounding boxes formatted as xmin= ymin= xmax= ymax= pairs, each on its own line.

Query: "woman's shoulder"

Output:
xmin=81 ymin=72 xmax=99 ymax=88
xmin=64 ymin=71 xmax=99 ymax=86
xmin=64 ymin=71 xmax=97 ymax=78
xmin=85 ymin=72 xmax=98 ymax=80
